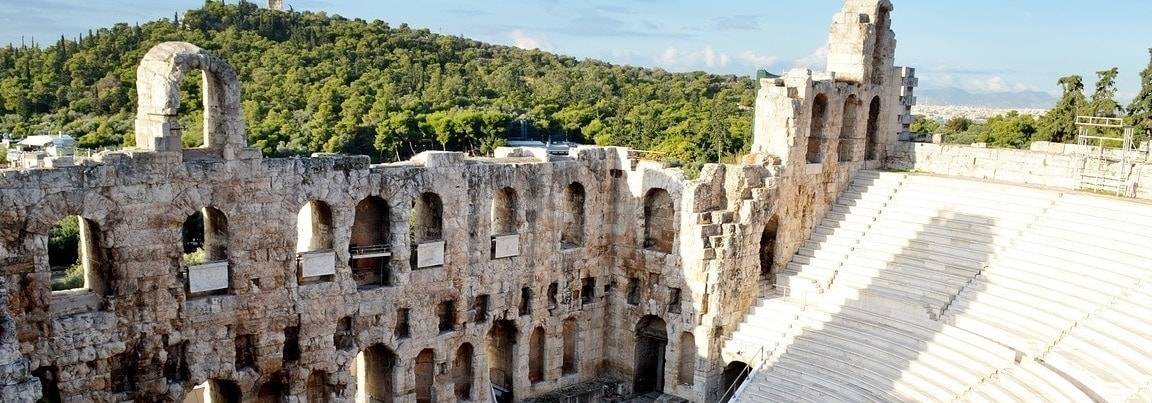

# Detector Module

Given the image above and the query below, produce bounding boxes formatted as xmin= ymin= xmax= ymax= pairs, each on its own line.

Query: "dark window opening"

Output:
xmin=472 ymin=295 xmax=489 ymax=323
xmin=438 ymin=300 xmax=457 ymax=333
xmin=581 ymin=277 xmax=596 ymax=305
xmin=396 ymin=309 xmax=411 ymax=339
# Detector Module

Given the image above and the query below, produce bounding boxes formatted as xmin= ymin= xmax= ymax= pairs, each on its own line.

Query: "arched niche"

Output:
xmin=806 ymin=94 xmax=829 ymax=164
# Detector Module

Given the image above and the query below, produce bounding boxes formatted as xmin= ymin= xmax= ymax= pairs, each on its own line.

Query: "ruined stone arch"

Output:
xmin=46 ymin=215 xmax=110 ymax=299
xmin=839 ymin=94 xmax=860 ymax=162
xmin=134 ymin=42 xmax=246 ymax=158
xmin=642 ymin=188 xmax=675 ymax=253
xmin=491 ymin=187 xmax=518 ymax=235
xmin=806 ymin=93 xmax=829 ymax=164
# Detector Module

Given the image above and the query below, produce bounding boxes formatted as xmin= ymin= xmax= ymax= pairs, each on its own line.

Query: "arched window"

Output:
xmin=866 ymin=96 xmax=882 ymax=161
xmin=48 ymin=215 xmax=107 ymax=297
xmin=182 ymin=207 xmax=230 ymax=296
xmin=356 ymin=344 xmax=396 ymax=403
xmin=491 ymin=187 xmax=518 ymax=235
xmin=412 ymin=192 xmax=443 ymax=242
xmin=807 ymin=94 xmax=828 ymax=164
xmin=529 ymin=327 xmax=546 ymax=383
xmin=411 ymin=192 xmax=445 ymax=268
xmin=350 ymin=196 xmax=391 ymax=287
xmin=839 ymin=95 xmax=859 ymax=162
xmin=415 ymin=349 xmax=435 ymax=403
xmin=561 ymin=182 xmax=586 ymax=247
xmin=643 ymin=188 xmax=675 ymax=253
xmin=297 ymin=200 xmax=334 ymax=252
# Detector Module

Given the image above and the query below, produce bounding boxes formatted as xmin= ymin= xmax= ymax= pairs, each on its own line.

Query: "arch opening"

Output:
xmin=529 ymin=326 xmax=546 ymax=383
xmin=350 ymin=196 xmax=392 ymax=287
xmin=865 ymin=96 xmax=882 ymax=161
xmin=486 ymin=320 xmax=518 ymax=401
xmin=633 ymin=315 xmax=668 ymax=395
xmin=642 ymin=188 xmax=674 ymax=253
xmin=182 ymin=207 xmax=230 ymax=296
xmin=678 ymin=332 xmax=696 ymax=386
xmin=839 ymin=95 xmax=859 ymax=162
xmin=806 ymin=94 xmax=828 ymax=164
xmin=48 ymin=215 xmax=108 ymax=297
xmin=182 ymin=379 xmax=241 ymax=403
xmin=415 ymin=349 xmax=435 ymax=403
xmin=491 ymin=187 xmax=518 ymax=235
xmin=760 ymin=215 xmax=779 ymax=278
xmin=561 ymin=182 xmax=586 ymax=247
xmin=453 ymin=343 xmax=474 ymax=400
xmin=562 ymin=318 xmax=577 ymax=375
xmin=356 ymin=344 xmax=396 ymax=403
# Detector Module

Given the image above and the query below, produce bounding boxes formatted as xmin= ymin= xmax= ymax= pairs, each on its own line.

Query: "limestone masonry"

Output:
xmin=0 ymin=1 xmax=969 ymax=401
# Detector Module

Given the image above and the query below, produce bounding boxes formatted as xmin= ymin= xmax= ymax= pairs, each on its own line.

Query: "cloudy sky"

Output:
xmin=3 ymin=0 xmax=1152 ymax=98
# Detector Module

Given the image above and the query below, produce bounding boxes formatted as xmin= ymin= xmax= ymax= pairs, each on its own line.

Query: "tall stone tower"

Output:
xmin=268 ymin=0 xmax=283 ymax=10
xmin=826 ymin=0 xmax=895 ymax=86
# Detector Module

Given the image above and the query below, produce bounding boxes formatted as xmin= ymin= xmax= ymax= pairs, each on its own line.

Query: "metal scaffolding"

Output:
xmin=1074 ymin=116 xmax=1143 ymax=196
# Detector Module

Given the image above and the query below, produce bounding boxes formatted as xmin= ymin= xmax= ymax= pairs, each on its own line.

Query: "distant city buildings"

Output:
xmin=913 ymin=104 xmax=1047 ymax=123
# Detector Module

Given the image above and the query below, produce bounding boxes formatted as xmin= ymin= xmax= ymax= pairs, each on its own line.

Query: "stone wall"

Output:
xmin=0 ymin=1 xmax=915 ymax=401
xmin=889 ymin=141 xmax=1152 ymax=200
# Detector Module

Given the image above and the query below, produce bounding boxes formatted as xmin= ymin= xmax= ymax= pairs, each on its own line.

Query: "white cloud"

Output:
xmin=793 ymin=43 xmax=828 ymax=70
xmin=656 ymin=46 xmax=731 ymax=69
xmin=508 ymin=29 xmax=551 ymax=51
xmin=963 ymin=76 xmax=1010 ymax=93
xmin=739 ymin=50 xmax=777 ymax=68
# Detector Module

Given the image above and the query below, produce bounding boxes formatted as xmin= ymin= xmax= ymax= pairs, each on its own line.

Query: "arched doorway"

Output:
xmin=487 ymin=320 xmax=518 ymax=402
xmin=721 ymin=361 xmax=750 ymax=401
xmin=633 ymin=315 xmax=668 ymax=395
xmin=760 ymin=215 xmax=779 ymax=278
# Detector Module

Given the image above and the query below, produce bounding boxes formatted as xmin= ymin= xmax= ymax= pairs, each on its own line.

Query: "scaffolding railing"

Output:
xmin=1074 ymin=116 xmax=1142 ymax=196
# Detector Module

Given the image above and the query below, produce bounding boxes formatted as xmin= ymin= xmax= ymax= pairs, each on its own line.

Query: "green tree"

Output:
xmin=1037 ymin=75 xmax=1087 ymax=143
xmin=1128 ymin=49 xmax=1152 ymax=143
xmin=909 ymin=115 xmax=940 ymax=134
xmin=1088 ymin=67 xmax=1122 ymax=118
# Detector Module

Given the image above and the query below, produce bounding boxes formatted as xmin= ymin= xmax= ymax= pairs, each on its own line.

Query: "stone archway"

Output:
xmin=633 ymin=315 xmax=668 ymax=395
xmin=134 ymin=42 xmax=247 ymax=158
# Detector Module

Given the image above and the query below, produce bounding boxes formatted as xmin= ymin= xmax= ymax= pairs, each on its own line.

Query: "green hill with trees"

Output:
xmin=0 ymin=1 xmax=754 ymax=172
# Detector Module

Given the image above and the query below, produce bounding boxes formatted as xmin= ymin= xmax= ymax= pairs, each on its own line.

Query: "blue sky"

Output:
xmin=3 ymin=0 xmax=1152 ymax=100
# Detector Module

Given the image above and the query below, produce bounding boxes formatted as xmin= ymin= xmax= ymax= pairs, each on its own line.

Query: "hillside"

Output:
xmin=0 ymin=1 xmax=754 ymax=166
xmin=917 ymin=87 xmax=1057 ymax=109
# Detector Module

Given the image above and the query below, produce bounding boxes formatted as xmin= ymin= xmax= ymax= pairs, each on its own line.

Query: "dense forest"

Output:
xmin=911 ymin=53 xmax=1152 ymax=148
xmin=0 ymin=1 xmax=754 ymax=171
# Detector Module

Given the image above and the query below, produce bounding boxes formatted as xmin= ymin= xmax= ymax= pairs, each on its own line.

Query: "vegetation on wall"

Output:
xmin=0 ymin=1 xmax=754 ymax=165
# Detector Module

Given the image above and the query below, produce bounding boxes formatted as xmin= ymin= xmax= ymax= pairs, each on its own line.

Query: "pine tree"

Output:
xmin=1089 ymin=67 xmax=1121 ymax=117
xmin=1038 ymin=75 xmax=1087 ymax=143
xmin=1127 ymin=49 xmax=1152 ymax=143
